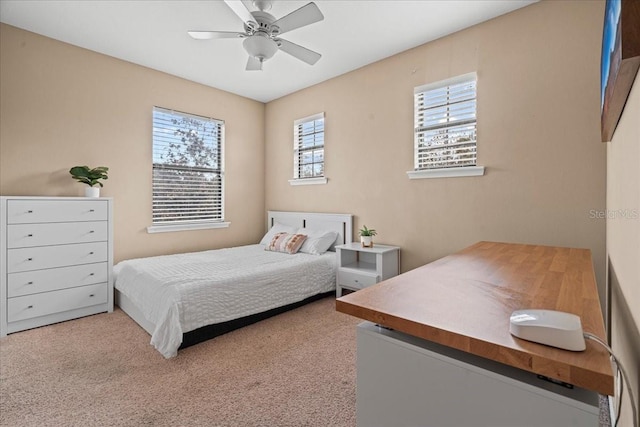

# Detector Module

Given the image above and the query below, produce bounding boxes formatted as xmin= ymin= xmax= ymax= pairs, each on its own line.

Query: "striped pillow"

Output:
xmin=266 ymin=232 xmax=308 ymax=254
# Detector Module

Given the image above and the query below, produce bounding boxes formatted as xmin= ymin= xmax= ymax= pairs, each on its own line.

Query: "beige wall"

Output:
xmin=607 ymin=69 xmax=639 ymax=427
xmin=0 ymin=24 xmax=266 ymax=263
xmin=265 ymin=1 xmax=608 ymax=300
xmin=0 ymin=4 xmax=610 ymax=304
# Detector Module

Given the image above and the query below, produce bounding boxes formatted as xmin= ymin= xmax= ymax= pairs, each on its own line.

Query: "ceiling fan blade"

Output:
xmin=277 ymin=38 xmax=321 ymax=65
xmin=272 ymin=2 xmax=324 ymax=35
xmin=224 ymin=0 xmax=257 ymax=27
xmin=188 ymin=31 xmax=244 ymax=40
xmin=246 ymin=56 xmax=263 ymax=71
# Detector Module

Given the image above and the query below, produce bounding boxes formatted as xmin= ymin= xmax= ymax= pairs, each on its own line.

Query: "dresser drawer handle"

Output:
xmin=88 ymin=230 xmax=95 ymax=233
xmin=27 ymin=281 xmax=34 ymax=285
xmin=27 ymin=234 xmax=33 ymax=237
xmin=89 ymin=252 xmax=94 ymax=255
xmin=89 ymin=294 xmax=95 ymax=298
xmin=27 ymin=258 xmax=33 ymax=261
xmin=89 ymin=273 xmax=95 ymax=276
xmin=27 ymin=210 xmax=33 ymax=213
xmin=89 ymin=209 xmax=95 ymax=212
xmin=27 ymin=305 xmax=33 ymax=309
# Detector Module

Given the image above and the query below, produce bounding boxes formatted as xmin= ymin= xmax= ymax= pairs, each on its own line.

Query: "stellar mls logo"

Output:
xmin=589 ymin=209 xmax=639 ymax=220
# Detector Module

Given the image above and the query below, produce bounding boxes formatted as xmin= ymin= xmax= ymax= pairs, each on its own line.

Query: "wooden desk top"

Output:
xmin=336 ymin=241 xmax=614 ymax=395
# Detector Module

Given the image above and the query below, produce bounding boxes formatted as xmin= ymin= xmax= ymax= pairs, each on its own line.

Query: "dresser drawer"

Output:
xmin=7 ymin=283 xmax=108 ymax=323
xmin=338 ymin=270 xmax=380 ymax=290
xmin=6 ymin=199 xmax=108 ymax=224
xmin=7 ymin=242 xmax=108 ymax=273
xmin=7 ymin=221 xmax=108 ymax=248
xmin=7 ymin=262 xmax=108 ymax=297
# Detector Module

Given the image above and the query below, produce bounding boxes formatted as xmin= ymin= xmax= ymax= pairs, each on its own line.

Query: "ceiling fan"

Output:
xmin=188 ymin=0 xmax=324 ymax=71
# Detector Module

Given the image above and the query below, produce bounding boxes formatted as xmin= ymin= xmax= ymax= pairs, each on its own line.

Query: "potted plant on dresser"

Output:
xmin=359 ymin=225 xmax=377 ymax=248
xmin=69 ymin=165 xmax=109 ymax=197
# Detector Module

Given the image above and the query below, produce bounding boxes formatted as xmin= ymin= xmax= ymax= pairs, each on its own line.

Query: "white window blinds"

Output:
xmin=294 ymin=113 xmax=325 ymax=179
xmin=152 ymin=106 xmax=224 ymax=226
xmin=414 ymin=73 xmax=477 ymax=170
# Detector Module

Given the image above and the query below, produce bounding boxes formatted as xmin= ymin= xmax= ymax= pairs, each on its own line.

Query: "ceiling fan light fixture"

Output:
xmin=253 ymin=0 xmax=272 ymax=12
xmin=243 ymin=33 xmax=278 ymax=60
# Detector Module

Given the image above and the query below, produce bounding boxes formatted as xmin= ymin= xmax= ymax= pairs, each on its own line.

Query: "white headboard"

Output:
xmin=267 ymin=211 xmax=353 ymax=246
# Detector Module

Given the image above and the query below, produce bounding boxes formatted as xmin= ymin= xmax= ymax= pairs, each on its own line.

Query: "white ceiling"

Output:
xmin=0 ymin=0 xmax=536 ymax=103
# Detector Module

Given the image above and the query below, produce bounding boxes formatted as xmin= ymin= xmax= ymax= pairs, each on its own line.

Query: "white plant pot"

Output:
xmin=361 ymin=236 xmax=373 ymax=248
xmin=85 ymin=186 xmax=100 ymax=198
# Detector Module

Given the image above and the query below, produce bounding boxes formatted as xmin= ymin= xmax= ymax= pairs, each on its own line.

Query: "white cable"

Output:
xmin=583 ymin=332 xmax=638 ymax=427
xmin=615 ymin=368 xmax=623 ymax=426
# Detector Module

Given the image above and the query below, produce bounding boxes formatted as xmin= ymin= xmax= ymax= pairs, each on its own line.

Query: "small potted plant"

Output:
xmin=359 ymin=225 xmax=377 ymax=248
xmin=69 ymin=165 xmax=109 ymax=197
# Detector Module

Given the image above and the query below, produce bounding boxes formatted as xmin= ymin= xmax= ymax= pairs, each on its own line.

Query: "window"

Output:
xmin=290 ymin=113 xmax=327 ymax=186
xmin=148 ymin=106 xmax=228 ymax=233
xmin=409 ymin=73 xmax=484 ymax=179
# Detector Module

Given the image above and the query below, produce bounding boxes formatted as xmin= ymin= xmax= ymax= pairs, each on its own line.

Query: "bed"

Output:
xmin=114 ymin=211 xmax=353 ymax=358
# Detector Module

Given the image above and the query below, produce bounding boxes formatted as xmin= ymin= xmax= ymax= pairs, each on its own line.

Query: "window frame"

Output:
xmin=147 ymin=106 xmax=229 ymax=234
xmin=408 ymin=72 xmax=484 ymax=180
xmin=289 ymin=112 xmax=327 ymax=186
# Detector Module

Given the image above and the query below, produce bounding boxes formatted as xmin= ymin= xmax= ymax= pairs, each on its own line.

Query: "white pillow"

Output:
xmin=297 ymin=228 xmax=339 ymax=255
xmin=260 ymin=223 xmax=297 ymax=245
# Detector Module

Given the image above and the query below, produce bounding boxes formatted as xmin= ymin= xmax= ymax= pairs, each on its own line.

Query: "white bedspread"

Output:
xmin=114 ymin=244 xmax=336 ymax=358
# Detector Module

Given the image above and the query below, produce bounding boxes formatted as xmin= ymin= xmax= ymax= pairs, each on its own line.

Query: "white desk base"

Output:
xmin=356 ymin=322 xmax=599 ymax=427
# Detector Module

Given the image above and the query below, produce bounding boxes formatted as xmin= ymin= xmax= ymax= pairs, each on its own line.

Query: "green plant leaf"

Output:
xmin=359 ymin=225 xmax=377 ymax=237
xmin=70 ymin=165 xmax=109 ymax=187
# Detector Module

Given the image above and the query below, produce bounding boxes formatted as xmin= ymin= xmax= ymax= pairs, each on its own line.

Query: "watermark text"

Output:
xmin=589 ymin=209 xmax=639 ymax=220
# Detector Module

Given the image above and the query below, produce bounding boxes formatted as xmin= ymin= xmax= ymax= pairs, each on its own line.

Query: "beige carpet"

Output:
xmin=0 ymin=297 xmax=360 ymax=427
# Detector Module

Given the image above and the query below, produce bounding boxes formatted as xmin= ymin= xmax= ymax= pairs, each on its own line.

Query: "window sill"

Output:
xmin=406 ymin=166 xmax=485 ymax=180
xmin=288 ymin=177 xmax=328 ymax=186
xmin=147 ymin=221 xmax=230 ymax=234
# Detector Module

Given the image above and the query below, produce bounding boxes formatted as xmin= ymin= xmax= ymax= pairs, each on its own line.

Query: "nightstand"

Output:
xmin=335 ymin=242 xmax=400 ymax=297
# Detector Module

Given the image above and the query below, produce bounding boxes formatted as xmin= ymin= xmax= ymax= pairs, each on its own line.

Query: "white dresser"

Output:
xmin=1 ymin=196 xmax=113 ymax=336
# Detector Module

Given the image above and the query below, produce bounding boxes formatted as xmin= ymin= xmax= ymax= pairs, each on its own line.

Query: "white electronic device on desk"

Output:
xmin=509 ymin=309 xmax=586 ymax=351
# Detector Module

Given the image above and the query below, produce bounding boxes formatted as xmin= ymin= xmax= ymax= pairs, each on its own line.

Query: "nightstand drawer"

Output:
xmin=7 ymin=221 xmax=108 ymax=248
xmin=7 ymin=242 xmax=108 ymax=273
xmin=7 ymin=283 xmax=108 ymax=323
xmin=338 ymin=270 xmax=379 ymax=290
xmin=6 ymin=199 xmax=108 ymax=224
xmin=7 ymin=262 xmax=108 ymax=297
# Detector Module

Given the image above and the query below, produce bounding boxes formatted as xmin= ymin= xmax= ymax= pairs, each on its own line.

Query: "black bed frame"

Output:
xmin=179 ymin=291 xmax=334 ymax=350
